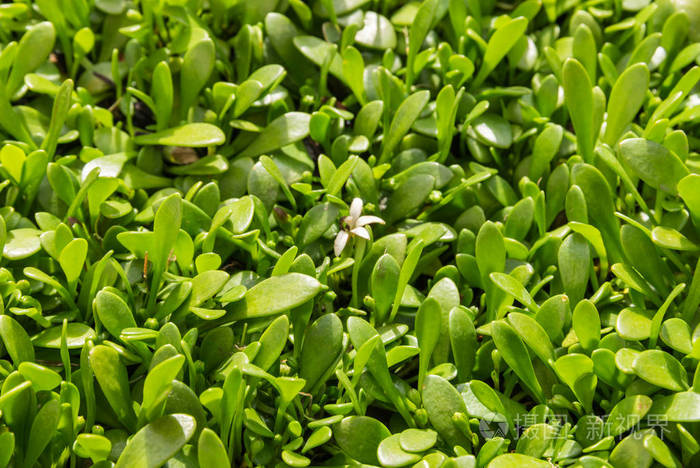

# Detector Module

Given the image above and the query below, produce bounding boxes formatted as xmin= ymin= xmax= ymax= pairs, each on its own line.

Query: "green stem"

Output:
xmin=350 ymin=238 xmax=366 ymax=308
xmin=653 ymin=191 xmax=664 ymax=224
xmin=336 ymin=368 xmax=363 ymax=415
xmin=682 ymin=257 xmax=700 ymax=323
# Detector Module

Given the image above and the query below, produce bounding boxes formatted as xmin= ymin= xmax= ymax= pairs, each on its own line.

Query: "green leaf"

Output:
xmin=572 ymin=300 xmax=600 ymax=354
xmin=570 ymin=164 xmax=624 ymax=263
xmin=254 ymin=315 xmax=289 ymax=371
xmin=568 ymin=221 xmax=608 ymax=281
xmin=650 ymin=391 xmax=700 ymax=422
xmin=259 ymin=155 xmax=296 ymax=209
xmin=449 ymin=307 xmax=477 ymax=381
xmin=620 ymin=224 xmax=671 ymax=297
xmin=342 ymin=46 xmax=365 ymax=104
xmin=281 ymin=450 xmax=310 ymax=467
xmin=355 ymin=12 xmax=396 ymax=50
xmin=389 ymin=239 xmax=425 ymax=321
xmin=399 ymin=428 xmax=437 ymax=453
xmin=354 ymin=100 xmax=384 ymax=138
xmin=303 ymin=426 xmax=333 ymax=453
xmin=628 ymin=32 xmax=661 ymax=67
xmin=3 ymin=228 xmax=41 ymax=260
xmin=313 ymin=0 xmax=369 ymax=17
xmin=73 ymin=434 xmax=112 ymax=463
xmin=603 ymin=63 xmax=649 ymax=145
xmin=490 ymin=272 xmax=538 ymax=313
xmin=618 ymin=138 xmax=689 ymax=194
xmin=366 ymin=338 xmax=415 ymax=425
xmin=632 ymin=350 xmax=688 ymax=391
xmin=326 ymin=155 xmax=359 ymax=196
xmin=18 ymin=362 xmax=62 ymax=391
xmin=528 ymin=124 xmax=564 ymax=182
xmin=0 ymin=315 xmax=34 ymax=365
xmin=190 ymin=270 xmax=229 ymax=307
xmin=33 ymin=323 xmax=95 ymax=349
xmin=487 ymin=453 xmax=551 ymax=468
xmin=573 ymin=24 xmax=597 ymax=81
xmin=265 ymin=13 xmax=312 ymax=83
xmin=643 ymin=432 xmax=680 ymax=468
xmin=473 ymin=17 xmax=529 ymax=88
xmin=115 ymin=414 xmax=197 ymax=468
xmin=0 ymin=432 xmax=15 ymax=468
xmin=0 ymin=144 xmax=24 ymax=184
xmin=0 ymin=379 xmax=32 ymax=435
xmin=608 ymin=430 xmax=654 ymax=468
xmin=472 ymin=114 xmax=512 ymax=149
xmin=147 ymin=193 xmax=182 ymax=312
xmin=491 ymin=320 xmax=544 ymax=403
xmin=95 ymin=0 xmax=126 ymax=14
xmin=168 ymin=154 xmax=229 ymax=176
xmin=180 ymin=38 xmax=215 ymax=115
xmin=6 ymin=21 xmax=55 ymax=96
xmin=421 ymin=374 xmax=472 ymax=450
xmin=300 ymin=313 xmax=343 ymax=392
xmin=24 ymin=399 xmax=60 ymax=468
xmin=297 ymin=203 xmax=339 ymax=246
xmin=152 ymin=61 xmax=173 ymax=130
xmin=334 ymin=416 xmax=390 ymax=465
xmin=197 ymin=428 xmax=228 ymax=466
xmin=651 ymin=226 xmax=699 ymax=251
xmin=371 ymin=253 xmax=400 ymax=324
xmin=603 ymin=395 xmax=652 ymax=437
xmin=275 ymin=376 xmax=306 ymax=407
xmin=142 ymin=354 xmax=185 ymax=420
xmin=506 ymin=312 xmax=555 ymax=365
xmin=293 ymin=36 xmax=344 ymax=79
xmin=616 ymin=307 xmax=652 ymax=341
xmin=562 ymin=59 xmax=596 ymax=162
xmin=233 ymin=66 xmax=286 ymax=118
xmin=89 ymin=345 xmax=137 ymax=430
xmin=612 ymin=263 xmax=659 ymax=301
xmin=679 ymin=174 xmax=700 ymax=225
xmin=377 ymin=434 xmax=422 ymax=467
xmin=659 ymin=318 xmax=692 ymax=354
xmin=230 ymin=273 xmax=324 ymax=319
xmin=558 ymin=233 xmax=591 ymax=305
xmin=227 ymin=196 xmax=255 ymax=234
xmin=41 ymin=78 xmax=73 ymax=158
xmin=238 ymin=112 xmax=311 ymax=159
xmin=134 ymin=123 xmax=225 ymax=147
xmin=380 ymin=90 xmax=430 ymax=163
xmin=516 ymin=423 xmax=559 ymax=459
xmin=59 ymin=238 xmax=87 ymax=286
xmin=406 ymin=0 xmax=438 ymax=87
xmin=475 ymin=221 xmax=505 ymax=278
xmin=384 ymin=174 xmax=435 ymax=223
xmin=416 ymin=297 xmax=442 ymax=388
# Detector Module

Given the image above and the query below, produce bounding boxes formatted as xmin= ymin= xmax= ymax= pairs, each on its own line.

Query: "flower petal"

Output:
xmin=349 ymin=198 xmax=363 ymax=220
xmin=334 ymin=230 xmax=349 ymax=257
xmin=356 ymin=215 xmax=385 ymax=227
xmin=350 ymin=227 xmax=370 ymax=240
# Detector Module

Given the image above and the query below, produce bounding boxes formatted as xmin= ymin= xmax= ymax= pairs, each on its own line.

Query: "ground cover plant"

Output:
xmin=0 ymin=0 xmax=699 ymax=467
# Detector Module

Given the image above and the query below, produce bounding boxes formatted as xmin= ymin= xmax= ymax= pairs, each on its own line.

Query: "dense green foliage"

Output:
xmin=0 ymin=0 xmax=699 ymax=467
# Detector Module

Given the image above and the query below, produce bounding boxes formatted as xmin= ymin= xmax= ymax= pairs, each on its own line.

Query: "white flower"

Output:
xmin=334 ymin=198 xmax=385 ymax=256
